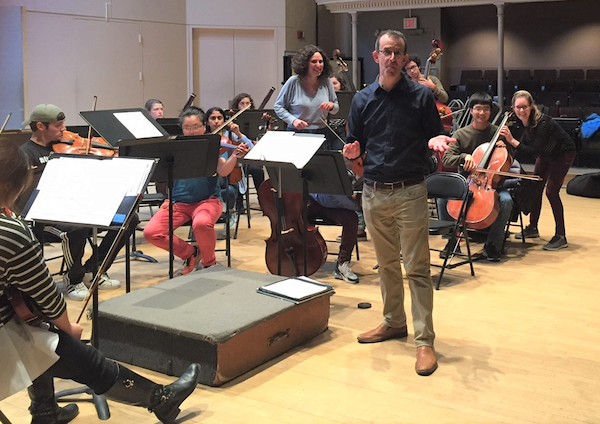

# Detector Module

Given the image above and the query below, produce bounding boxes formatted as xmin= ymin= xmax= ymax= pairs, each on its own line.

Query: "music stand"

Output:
xmin=119 ymin=134 xmax=220 ymax=278
xmin=333 ymin=91 xmax=355 ymax=122
xmin=235 ymin=109 xmax=285 ymax=140
xmin=242 ymin=131 xmax=325 ymax=275
xmin=156 ymin=118 xmax=182 ymax=136
xmin=80 ymin=108 xmax=167 ymax=147
xmin=21 ymin=154 xmax=156 ymax=420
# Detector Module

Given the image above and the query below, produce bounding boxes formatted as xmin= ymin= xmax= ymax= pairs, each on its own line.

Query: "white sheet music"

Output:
xmin=25 ymin=156 xmax=154 ymax=227
xmin=114 ymin=111 xmax=163 ymax=139
xmin=258 ymin=277 xmax=331 ymax=301
xmin=243 ymin=131 xmax=324 ymax=169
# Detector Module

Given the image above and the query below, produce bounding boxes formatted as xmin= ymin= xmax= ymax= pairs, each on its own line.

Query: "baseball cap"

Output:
xmin=22 ymin=104 xmax=65 ymax=129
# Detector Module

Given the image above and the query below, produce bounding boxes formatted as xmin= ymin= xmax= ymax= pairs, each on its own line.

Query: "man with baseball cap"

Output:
xmin=18 ymin=104 xmax=137 ymax=300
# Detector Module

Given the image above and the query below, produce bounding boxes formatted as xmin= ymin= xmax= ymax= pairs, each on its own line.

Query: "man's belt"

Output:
xmin=364 ymin=177 xmax=424 ymax=190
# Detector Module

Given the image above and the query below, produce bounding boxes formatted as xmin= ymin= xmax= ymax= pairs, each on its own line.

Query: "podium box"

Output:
xmin=97 ymin=265 xmax=332 ymax=386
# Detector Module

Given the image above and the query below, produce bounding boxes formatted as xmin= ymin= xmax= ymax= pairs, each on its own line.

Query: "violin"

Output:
xmin=258 ymin=179 xmax=327 ymax=277
xmin=447 ymin=112 xmax=513 ymax=229
xmin=52 ymin=130 xmax=117 ymax=157
xmin=213 ymin=104 xmax=252 ymax=184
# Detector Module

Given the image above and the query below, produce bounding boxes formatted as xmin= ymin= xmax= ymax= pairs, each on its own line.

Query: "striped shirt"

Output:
xmin=0 ymin=211 xmax=66 ymax=327
xmin=517 ymin=114 xmax=576 ymax=158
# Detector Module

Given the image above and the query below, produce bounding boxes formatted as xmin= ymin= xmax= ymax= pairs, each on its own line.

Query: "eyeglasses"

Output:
xmin=182 ymin=125 xmax=204 ymax=132
xmin=513 ymin=105 xmax=530 ymax=110
xmin=378 ymin=49 xmax=404 ymax=58
xmin=472 ymin=106 xmax=491 ymax=113
xmin=405 ymin=65 xmax=419 ymax=72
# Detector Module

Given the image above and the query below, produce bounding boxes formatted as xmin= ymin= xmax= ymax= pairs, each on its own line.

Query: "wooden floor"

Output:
xmin=2 ymin=187 xmax=599 ymax=424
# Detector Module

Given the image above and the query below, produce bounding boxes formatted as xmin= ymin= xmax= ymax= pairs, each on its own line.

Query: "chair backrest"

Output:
xmin=543 ymin=79 xmax=570 ymax=93
xmin=426 ymin=172 xmax=469 ymax=202
xmin=533 ymin=69 xmax=557 ymax=81
xmin=460 ymin=70 xmax=483 ymax=85
xmin=559 ymin=69 xmax=584 ymax=81
xmin=507 ymin=69 xmax=531 ymax=82
xmin=572 ymin=79 xmax=600 ymax=93
xmin=586 ymin=69 xmax=600 ymax=80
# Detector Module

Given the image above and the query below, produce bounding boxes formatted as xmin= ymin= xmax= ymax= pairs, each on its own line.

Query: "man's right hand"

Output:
xmin=463 ymin=154 xmax=476 ymax=172
xmin=343 ymin=141 xmax=361 ymax=160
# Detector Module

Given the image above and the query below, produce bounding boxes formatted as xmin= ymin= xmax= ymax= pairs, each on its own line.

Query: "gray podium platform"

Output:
xmin=97 ymin=265 xmax=332 ymax=386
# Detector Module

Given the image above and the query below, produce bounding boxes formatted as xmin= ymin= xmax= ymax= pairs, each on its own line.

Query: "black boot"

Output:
xmin=28 ymin=375 xmax=79 ymax=424
xmin=103 ymin=363 xmax=201 ymax=424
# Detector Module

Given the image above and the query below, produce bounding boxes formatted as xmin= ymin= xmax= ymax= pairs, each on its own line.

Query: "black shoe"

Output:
xmin=515 ymin=225 xmax=539 ymax=239
xmin=57 ymin=404 xmax=80 ymax=424
xmin=483 ymin=242 xmax=500 ymax=262
xmin=439 ymin=239 xmax=461 ymax=259
xmin=104 ymin=363 xmax=201 ymax=424
xmin=543 ymin=235 xmax=568 ymax=250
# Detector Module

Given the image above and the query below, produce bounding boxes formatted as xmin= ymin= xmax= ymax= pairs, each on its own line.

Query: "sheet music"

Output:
xmin=243 ymin=131 xmax=324 ymax=169
xmin=113 ymin=111 xmax=163 ymax=139
xmin=25 ymin=156 xmax=154 ymax=227
xmin=258 ymin=277 xmax=331 ymax=301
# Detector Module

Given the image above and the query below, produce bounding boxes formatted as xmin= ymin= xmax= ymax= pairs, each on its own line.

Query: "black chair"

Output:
xmin=572 ymin=79 xmax=600 ymax=93
xmin=516 ymin=79 xmax=542 ymax=95
xmin=309 ymin=216 xmax=359 ymax=261
xmin=543 ymin=79 xmax=570 ymax=93
xmin=483 ymin=69 xmax=506 ymax=82
xmin=559 ymin=69 xmax=585 ymax=81
xmin=586 ymin=69 xmax=600 ymax=80
xmin=466 ymin=79 xmax=490 ymax=96
xmin=426 ymin=173 xmax=475 ymax=289
xmin=507 ymin=69 xmax=531 ymax=82
xmin=533 ymin=69 xmax=558 ymax=81
xmin=569 ymin=92 xmax=600 ymax=107
xmin=537 ymin=92 xmax=569 ymax=113
xmin=460 ymin=70 xmax=483 ymax=85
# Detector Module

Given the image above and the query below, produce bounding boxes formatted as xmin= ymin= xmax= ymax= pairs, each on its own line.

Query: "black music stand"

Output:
xmin=21 ymin=154 xmax=155 ymax=421
xmin=235 ymin=109 xmax=285 ymax=140
xmin=119 ymin=135 xmax=220 ymax=279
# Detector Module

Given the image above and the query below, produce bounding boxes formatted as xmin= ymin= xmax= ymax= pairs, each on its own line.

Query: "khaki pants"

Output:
xmin=362 ymin=181 xmax=435 ymax=347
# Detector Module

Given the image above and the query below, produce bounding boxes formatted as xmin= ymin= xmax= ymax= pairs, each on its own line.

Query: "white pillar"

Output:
xmin=350 ymin=11 xmax=358 ymax=90
xmin=496 ymin=3 xmax=505 ymax=104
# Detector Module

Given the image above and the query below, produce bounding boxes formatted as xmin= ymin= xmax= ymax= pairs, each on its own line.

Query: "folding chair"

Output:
xmin=426 ymin=173 xmax=475 ymax=289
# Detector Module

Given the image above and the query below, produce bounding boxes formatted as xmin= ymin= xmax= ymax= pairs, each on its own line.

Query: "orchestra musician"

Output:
xmin=0 ymin=142 xmax=201 ymax=424
xmin=206 ymin=106 xmax=255 ymax=228
xmin=500 ymin=90 xmax=576 ymax=251
xmin=17 ymin=104 xmax=136 ymax=300
xmin=145 ymin=99 xmax=164 ymax=119
xmin=403 ymin=54 xmax=449 ymax=104
xmin=143 ymin=107 xmax=249 ymax=274
xmin=274 ymin=44 xmax=339 ymax=150
xmin=342 ymin=30 xmax=455 ymax=376
xmin=229 ymin=93 xmax=265 ymax=191
xmin=442 ymin=92 xmax=515 ymax=262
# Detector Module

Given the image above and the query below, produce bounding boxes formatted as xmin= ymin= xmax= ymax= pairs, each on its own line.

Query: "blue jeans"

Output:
xmin=437 ymin=189 xmax=513 ymax=246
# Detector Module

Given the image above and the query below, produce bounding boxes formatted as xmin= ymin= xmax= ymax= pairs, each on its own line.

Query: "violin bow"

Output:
xmin=1 ymin=113 xmax=11 ymax=134
xmin=211 ymin=103 xmax=252 ymax=135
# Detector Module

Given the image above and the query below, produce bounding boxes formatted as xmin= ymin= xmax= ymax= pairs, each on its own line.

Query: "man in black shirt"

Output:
xmin=19 ymin=104 xmax=137 ymax=300
xmin=343 ymin=30 xmax=455 ymax=376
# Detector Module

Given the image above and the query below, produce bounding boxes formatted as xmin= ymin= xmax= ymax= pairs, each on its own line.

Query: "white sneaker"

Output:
xmin=66 ymin=282 xmax=90 ymax=300
xmin=85 ymin=272 xmax=121 ymax=290
xmin=228 ymin=211 xmax=238 ymax=229
xmin=333 ymin=261 xmax=359 ymax=284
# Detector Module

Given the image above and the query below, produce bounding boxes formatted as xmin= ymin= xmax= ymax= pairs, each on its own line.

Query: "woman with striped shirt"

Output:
xmin=0 ymin=143 xmax=200 ymax=424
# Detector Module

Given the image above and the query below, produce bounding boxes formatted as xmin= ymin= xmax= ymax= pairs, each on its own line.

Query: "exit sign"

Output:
xmin=403 ymin=17 xmax=418 ymax=30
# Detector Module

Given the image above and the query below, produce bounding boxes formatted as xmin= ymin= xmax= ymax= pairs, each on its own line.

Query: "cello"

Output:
xmin=446 ymin=112 xmax=513 ymax=229
xmin=258 ymin=179 xmax=327 ymax=277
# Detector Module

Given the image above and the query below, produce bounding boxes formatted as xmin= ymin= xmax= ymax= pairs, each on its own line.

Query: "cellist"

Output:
xmin=441 ymin=92 xmax=515 ymax=262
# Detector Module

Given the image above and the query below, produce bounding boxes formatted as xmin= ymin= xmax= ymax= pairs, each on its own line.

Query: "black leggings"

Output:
xmin=32 ymin=328 xmax=118 ymax=398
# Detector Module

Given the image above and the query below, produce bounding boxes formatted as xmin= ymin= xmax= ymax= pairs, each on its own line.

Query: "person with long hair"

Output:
xmin=0 ymin=142 xmax=201 ymax=424
xmin=500 ymin=90 xmax=576 ymax=250
xmin=229 ymin=93 xmax=265 ymax=191
xmin=274 ymin=44 xmax=339 ymax=149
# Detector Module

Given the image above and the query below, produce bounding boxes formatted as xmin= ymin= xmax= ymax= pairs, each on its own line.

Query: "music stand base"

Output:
xmin=55 ymin=386 xmax=110 ymax=420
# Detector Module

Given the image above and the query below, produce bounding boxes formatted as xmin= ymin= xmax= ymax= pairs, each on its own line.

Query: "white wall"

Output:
xmin=0 ymin=6 xmax=25 ymax=130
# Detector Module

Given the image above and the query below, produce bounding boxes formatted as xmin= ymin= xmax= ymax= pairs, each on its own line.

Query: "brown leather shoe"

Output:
xmin=415 ymin=346 xmax=438 ymax=376
xmin=357 ymin=323 xmax=408 ymax=343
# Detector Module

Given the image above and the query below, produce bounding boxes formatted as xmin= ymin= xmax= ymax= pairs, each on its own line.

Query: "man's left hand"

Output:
xmin=428 ymin=135 xmax=456 ymax=152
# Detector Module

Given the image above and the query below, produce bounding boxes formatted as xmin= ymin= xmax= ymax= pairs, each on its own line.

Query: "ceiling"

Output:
xmin=315 ymin=0 xmax=566 ymax=13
